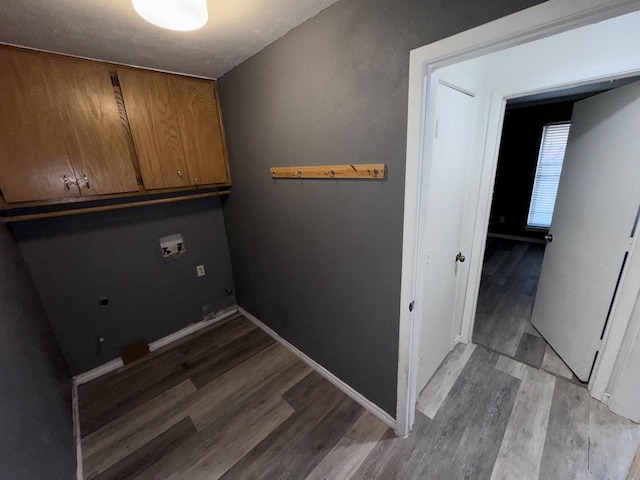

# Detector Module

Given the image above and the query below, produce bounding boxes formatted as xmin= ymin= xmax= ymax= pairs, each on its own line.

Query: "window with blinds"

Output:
xmin=527 ymin=122 xmax=571 ymax=229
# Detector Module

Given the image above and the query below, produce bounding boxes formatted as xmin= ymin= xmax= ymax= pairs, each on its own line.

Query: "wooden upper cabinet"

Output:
xmin=0 ymin=48 xmax=140 ymax=203
xmin=117 ymin=68 xmax=190 ymax=190
xmin=169 ymin=77 xmax=230 ymax=186
xmin=46 ymin=56 xmax=140 ymax=196
xmin=0 ymin=47 xmax=231 ymax=209
xmin=0 ymin=49 xmax=81 ymax=202
xmin=118 ymin=68 xmax=230 ymax=190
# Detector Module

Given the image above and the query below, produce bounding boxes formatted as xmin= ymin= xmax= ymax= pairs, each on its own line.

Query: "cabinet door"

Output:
xmin=0 ymin=49 xmax=81 ymax=202
xmin=47 ymin=56 xmax=140 ymax=196
xmin=169 ymin=77 xmax=230 ymax=186
xmin=117 ymin=68 xmax=190 ymax=190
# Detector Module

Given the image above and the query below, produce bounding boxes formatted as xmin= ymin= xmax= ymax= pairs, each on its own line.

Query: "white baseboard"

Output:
xmin=149 ymin=308 xmax=239 ymax=351
xmin=73 ymin=306 xmax=239 ymax=385
xmin=74 ymin=358 xmax=124 ymax=385
xmin=488 ymin=233 xmax=545 ymax=244
xmin=238 ymin=307 xmax=397 ymax=431
xmin=72 ymin=381 xmax=83 ymax=480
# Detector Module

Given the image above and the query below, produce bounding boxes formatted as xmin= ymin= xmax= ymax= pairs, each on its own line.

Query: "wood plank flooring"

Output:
xmin=78 ymin=312 xmax=640 ymax=479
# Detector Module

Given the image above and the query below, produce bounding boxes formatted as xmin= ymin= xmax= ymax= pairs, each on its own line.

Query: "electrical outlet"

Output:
xmin=196 ymin=265 xmax=205 ymax=277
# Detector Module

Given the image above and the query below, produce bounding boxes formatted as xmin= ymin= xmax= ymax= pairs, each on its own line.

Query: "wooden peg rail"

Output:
xmin=270 ymin=164 xmax=386 ymax=180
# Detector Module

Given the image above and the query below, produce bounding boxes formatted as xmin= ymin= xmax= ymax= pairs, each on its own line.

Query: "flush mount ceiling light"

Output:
xmin=133 ymin=0 xmax=208 ymax=32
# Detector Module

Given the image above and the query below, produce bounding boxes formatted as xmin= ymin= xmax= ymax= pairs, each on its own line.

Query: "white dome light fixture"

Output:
xmin=133 ymin=0 xmax=208 ymax=32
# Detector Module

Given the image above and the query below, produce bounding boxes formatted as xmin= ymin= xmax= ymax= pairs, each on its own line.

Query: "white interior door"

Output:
xmin=416 ymin=80 xmax=476 ymax=392
xmin=531 ymin=80 xmax=640 ymax=381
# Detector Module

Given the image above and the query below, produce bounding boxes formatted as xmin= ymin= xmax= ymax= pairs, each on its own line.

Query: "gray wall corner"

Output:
xmin=11 ymin=197 xmax=236 ymax=374
xmin=218 ymin=0 xmax=544 ymax=416
xmin=0 ymin=224 xmax=76 ymax=480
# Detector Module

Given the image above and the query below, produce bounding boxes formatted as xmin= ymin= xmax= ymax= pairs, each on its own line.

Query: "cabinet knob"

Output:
xmin=194 ymin=178 xmax=198 ymax=186
xmin=83 ymin=174 xmax=90 ymax=189
xmin=63 ymin=175 xmax=70 ymax=190
xmin=177 ymin=170 xmax=184 ymax=180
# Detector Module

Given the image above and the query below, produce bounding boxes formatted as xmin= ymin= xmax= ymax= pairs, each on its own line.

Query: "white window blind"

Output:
xmin=527 ymin=122 xmax=571 ymax=229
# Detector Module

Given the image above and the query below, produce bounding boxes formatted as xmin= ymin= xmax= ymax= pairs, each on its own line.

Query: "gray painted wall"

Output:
xmin=11 ymin=197 xmax=235 ymax=374
xmin=0 ymin=224 xmax=75 ymax=479
xmin=219 ymin=0 xmax=543 ymax=415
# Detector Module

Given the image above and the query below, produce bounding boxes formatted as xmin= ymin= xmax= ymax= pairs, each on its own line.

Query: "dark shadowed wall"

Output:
xmin=0 ymin=225 xmax=75 ymax=479
xmin=219 ymin=0 xmax=544 ymax=415
xmin=489 ymin=101 xmax=575 ymax=240
xmin=12 ymin=197 xmax=235 ymax=374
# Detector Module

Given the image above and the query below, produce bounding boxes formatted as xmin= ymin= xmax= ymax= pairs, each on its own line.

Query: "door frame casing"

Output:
xmin=397 ymin=0 xmax=640 ymax=437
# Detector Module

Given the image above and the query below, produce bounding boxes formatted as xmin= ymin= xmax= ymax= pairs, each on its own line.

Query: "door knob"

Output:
xmin=456 ymin=252 xmax=466 ymax=263
xmin=545 ymin=233 xmax=553 ymax=243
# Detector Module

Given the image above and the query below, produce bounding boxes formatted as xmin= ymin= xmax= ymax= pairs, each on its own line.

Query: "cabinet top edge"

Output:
xmin=0 ymin=43 xmax=218 ymax=82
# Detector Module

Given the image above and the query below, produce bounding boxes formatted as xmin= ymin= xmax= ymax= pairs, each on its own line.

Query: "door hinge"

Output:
xmin=409 ymin=301 xmax=415 ymax=312
xmin=627 ymin=236 xmax=634 ymax=251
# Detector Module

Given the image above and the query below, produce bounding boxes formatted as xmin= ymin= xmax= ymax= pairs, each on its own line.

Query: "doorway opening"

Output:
xmin=397 ymin=3 xmax=640 ymax=437
xmin=473 ymin=95 xmax=593 ymax=384
xmin=473 ymin=75 xmax=640 ymax=385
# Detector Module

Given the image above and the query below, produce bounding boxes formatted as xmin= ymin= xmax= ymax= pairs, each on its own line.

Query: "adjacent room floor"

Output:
xmin=472 ymin=237 xmax=581 ymax=382
xmin=77 ymin=313 xmax=640 ymax=479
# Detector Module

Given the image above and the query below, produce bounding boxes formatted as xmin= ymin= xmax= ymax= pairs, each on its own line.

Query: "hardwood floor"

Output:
xmin=473 ymin=237 xmax=578 ymax=381
xmin=78 ymin=312 xmax=640 ymax=479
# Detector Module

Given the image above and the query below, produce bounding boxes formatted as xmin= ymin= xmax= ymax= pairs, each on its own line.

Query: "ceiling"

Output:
xmin=508 ymin=75 xmax=640 ymax=108
xmin=0 ymin=0 xmax=340 ymax=78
